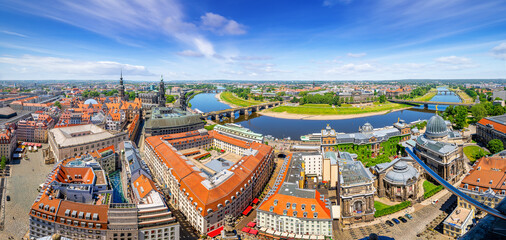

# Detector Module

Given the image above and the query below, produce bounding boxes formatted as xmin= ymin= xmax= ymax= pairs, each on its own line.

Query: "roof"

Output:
xmin=257 ymin=153 xmax=331 ymax=220
xmin=49 ymin=124 xmax=116 ymax=148
xmin=478 ymin=115 xmax=506 ymax=134
xmin=416 ymin=134 xmax=459 ymax=155
xmin=460 ymin=156 xmax=506 ymax=195
xmin=133 ymin=174 xmax=157 ymax=199
xmin=145 ymin=130 xmax=272 ymax=217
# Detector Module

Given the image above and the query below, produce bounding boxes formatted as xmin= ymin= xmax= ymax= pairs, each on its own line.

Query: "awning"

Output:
xmin=207 ymin=226 xmax=223 ymax=238
xmin=247 ymin=222 xmax=256 ymax=228
xmin=15 ymin=148 xmax=23 ymax=152
xmin=249 ymin=229 xmax=259 ymax=235
xmin=242 ymin=205 xmax=253 ymax=215
xmin=242 ymin=227 xmax=251 ymax=233
xmin=13 ymin=153 xmax=21 ymax=158
xmin=252 ymin=198 xmax=259 ymax=204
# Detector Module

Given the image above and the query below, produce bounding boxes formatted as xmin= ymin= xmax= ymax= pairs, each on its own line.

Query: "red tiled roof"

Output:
xmin=478 ymin=118 xmax=506 ymax=134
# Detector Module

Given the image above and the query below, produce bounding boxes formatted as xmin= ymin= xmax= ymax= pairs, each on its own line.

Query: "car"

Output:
xmin=405 ymin=213 xmax=413 ymax=220
xmin=432 ymin=199 xmax=439 ymax=205
xmin=385 ymin=220 xmax=394 ymax=227
xmin=392 ymin=218 xmax=400 ymax=224
xmin=6 ymin=195 xmax=10 ymax=201
xmin=398 ymin=216 xmax=407 ymax=223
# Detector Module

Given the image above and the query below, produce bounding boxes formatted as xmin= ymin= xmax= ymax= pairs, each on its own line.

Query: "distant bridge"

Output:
xmin=388 ymin=99 xmax=474 ymax=108
xmin=192 ymin=88 xmax=226 ymax=93
xmin=202 ymin=101 xmax=283 ymax=121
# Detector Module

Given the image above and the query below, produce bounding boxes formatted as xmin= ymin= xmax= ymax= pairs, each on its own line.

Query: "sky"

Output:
xmin=1 ymin=0 xmax=506 ymax=81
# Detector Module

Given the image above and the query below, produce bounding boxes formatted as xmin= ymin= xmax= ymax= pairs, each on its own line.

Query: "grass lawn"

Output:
xmin=413 ymin=90 xmax=437 ymax=101
xmin=374 ymin=201 xmax=391 ymax=211
xmin=268 ymin=102 xmax=411 ymax=115
xmin=423 ymin=180 xmax=438 ymax=193
xmin=463 ymin=145 xmax=490 ymax=162
xmin=220 ymin=92 xmax=263 ymax=107
xmin=451 ymin=88 xmax=474 ymax=104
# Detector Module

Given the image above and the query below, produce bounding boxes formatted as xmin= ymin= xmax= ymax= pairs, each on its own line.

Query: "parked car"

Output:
xmin=432 ymin=199 xmax=439 ymax=204
xmin=405 ymin=213 xmax=413 ymax=220
xmin=385 ymin=220 xmax=394 ymax=227
xmin=6 ymin=195 xmax=10 ymax=201
xmin=392 ymin=218 xmax=400 ymax=224
xmin=398 ymin=216 xmax=407 ymax=223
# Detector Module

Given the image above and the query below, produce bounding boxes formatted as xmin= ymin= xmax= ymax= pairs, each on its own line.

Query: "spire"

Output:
xmin=120 ymin=69 xmax=123 ymax=85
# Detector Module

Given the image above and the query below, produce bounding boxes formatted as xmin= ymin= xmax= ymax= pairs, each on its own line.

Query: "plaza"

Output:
xmin=0 ymin=145 xmax=53 ymax=239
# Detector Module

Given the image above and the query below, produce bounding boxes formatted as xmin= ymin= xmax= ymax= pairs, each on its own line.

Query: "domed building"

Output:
xmin=425 ymin=115 xmax=449 ymax=139
xmin=371 ymin=158 xmax=420 ymax=202
xmin=414 ymin=114 xmax=464 ymax=183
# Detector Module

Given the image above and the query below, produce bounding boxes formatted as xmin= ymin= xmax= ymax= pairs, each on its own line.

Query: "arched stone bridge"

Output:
xmin=202 ymin=101 xmax=283 ymax=121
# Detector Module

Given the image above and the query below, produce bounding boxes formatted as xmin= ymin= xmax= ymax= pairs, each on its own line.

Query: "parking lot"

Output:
xmin=0 ymin=148 xmax=53 ymax=239
xmin=334 ymin=192 xmax=456 ymax=240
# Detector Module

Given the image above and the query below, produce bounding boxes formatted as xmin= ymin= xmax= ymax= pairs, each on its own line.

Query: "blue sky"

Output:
xmin=1 ymin=0 xmax=506 ymax=81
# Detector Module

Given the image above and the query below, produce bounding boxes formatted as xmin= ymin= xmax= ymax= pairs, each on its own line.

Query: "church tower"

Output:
xmin=158 ymin=75 xmax=166 ymax=107
xmin=118 ymin=70 xmax=125 ymax=101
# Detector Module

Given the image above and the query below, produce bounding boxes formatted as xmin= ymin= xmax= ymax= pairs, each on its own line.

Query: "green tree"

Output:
xmin=166 ymin=95 xmax=176 ymax=103
xmin=454 ymin=106 xmax=468 ymax=129
xmin=488 ymin=139 xmax=504 ymax=154
xmin=471 ymin=104 xmax=487 ymax=121
xmin=379 ymin=95 xmax=386 ymax=103
xmin=474 ymin=150 xmax=486 ymax=160
xmin=54 ymin=101 xmax=62 ymax=109
xmin=0 ymin=156 xmax=6 ymax=170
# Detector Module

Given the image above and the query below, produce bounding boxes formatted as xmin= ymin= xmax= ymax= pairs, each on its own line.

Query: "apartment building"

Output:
xmin=143 ymin=130 xmax=273 ymax=235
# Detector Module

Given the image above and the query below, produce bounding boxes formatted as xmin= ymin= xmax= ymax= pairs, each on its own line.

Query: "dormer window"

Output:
xmin=292 ymin=203 xmax=296 ymax=210
xmin=303 ymin=212 xmax=308 ymax=218
xmin=313 ymin=212 xmax=318 ymax=218
xmin=293 ymin=211 xmax=297 ymax=217
xmin=301 ymin=204 xmax=306 ymax=211
xmin=269 ymin=206 xmax=274 ymax=212
xmin=286 ymin=203 xmax=290 ymax=209
xmin=274 ymin=200 xmax=278 ymax=206
xmin=477 ymin=178 xmax=480 ymax=183
xmin=311 ymin=204 xmax=316 ymax=211
xmin=283 ymin=210 xmax=287 ymax=216
xmin=490 ymin=180 xmax=493 ymax=184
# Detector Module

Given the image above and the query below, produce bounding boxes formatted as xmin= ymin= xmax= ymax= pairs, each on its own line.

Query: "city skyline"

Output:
xmin=1 ymin=0 xmax=506 ymax=80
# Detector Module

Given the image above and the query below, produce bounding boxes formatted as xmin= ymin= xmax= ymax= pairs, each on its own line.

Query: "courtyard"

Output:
xmin=0 ymin=146 xmax=53 ymax=239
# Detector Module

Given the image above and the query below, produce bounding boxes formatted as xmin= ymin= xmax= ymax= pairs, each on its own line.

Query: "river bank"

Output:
xmin=215 ymin=92 xmax=238 ymax=108
xmin=258 ymin=106 xmax=414 ymax=120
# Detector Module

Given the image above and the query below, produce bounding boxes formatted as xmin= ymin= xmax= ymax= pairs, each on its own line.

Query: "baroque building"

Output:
xmin=414 ymin=114 xmax=464 ymax=183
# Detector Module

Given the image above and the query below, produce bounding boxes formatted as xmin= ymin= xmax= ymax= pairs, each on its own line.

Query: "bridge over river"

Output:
xmin=202 ymin=101 xmax=283 ymax=121
xmin=388 ymin=99 xmax=474 ymax=108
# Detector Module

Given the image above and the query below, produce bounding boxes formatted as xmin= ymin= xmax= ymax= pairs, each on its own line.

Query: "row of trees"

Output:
xmin=393 ymin=85 xmax=435 ymax=100
xmin=442 ymin=102 xmax=506 ymax=130
xmin=81 ymin=89 xmax=120 ymax=98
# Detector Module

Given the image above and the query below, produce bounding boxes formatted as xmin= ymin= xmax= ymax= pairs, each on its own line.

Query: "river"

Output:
xmin=190 ymin=87 xmax=461 ymax=139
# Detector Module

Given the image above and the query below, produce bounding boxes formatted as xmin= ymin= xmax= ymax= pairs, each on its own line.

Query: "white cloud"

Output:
xmin=6 ymin=0 xmax=231 ymax=58
xmin=347 ymin=52 xmax=367 ymax=58
xmin=200 ymin=13 xmax=246 ymax=35
xmin=1 ymin=30 xmax=27 ymax=38
xmin=434 ymin=56 xmax=477 ymax=70
xmin=326 ymin=63 xmax=377 ymax=74
xmin=492 ymin=43 xmax=506 ymax=60
xmin=176 ymin=50 xmax=204 ymax=57
xmin=0 ymin=55 xmax=154 ymax=76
